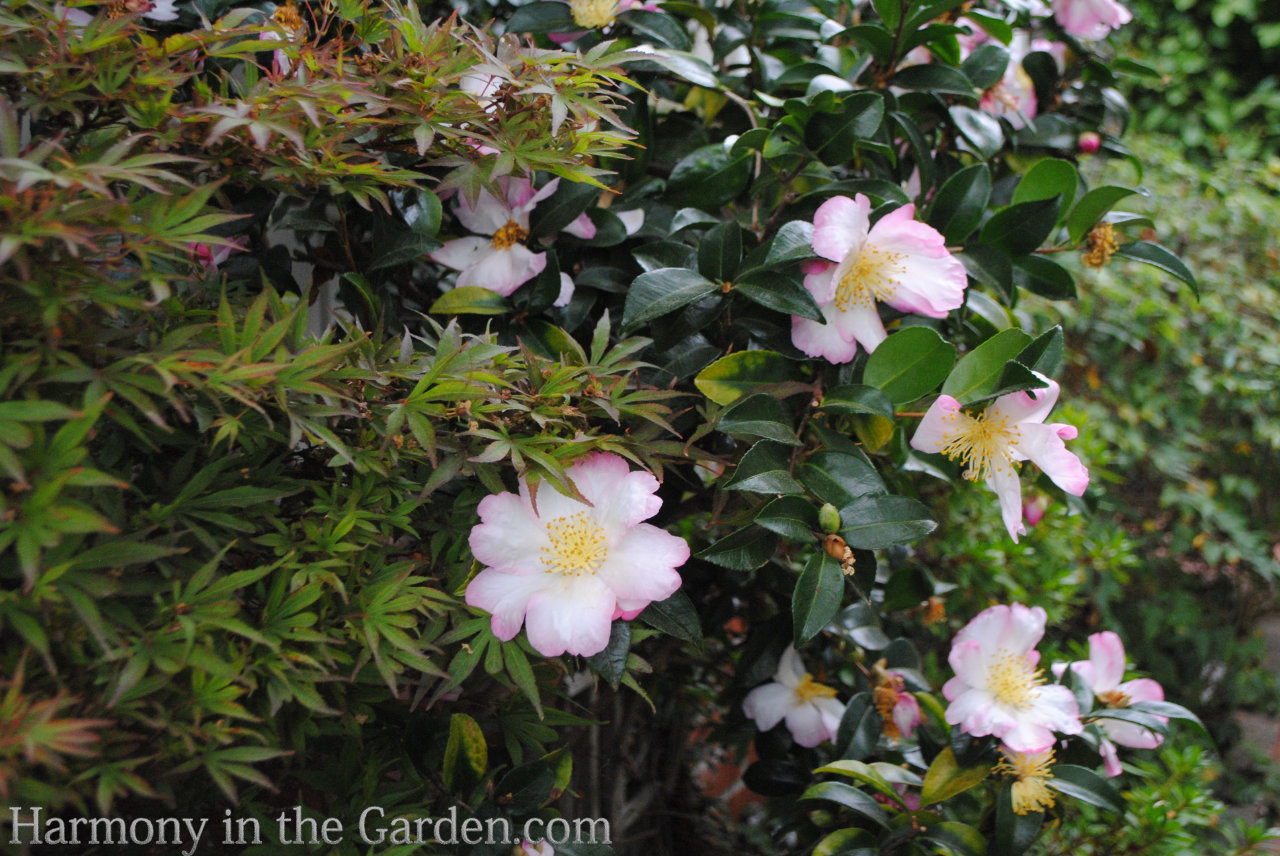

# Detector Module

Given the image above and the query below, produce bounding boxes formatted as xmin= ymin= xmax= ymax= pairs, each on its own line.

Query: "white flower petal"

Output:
xmin=524 ymin=576 xmax=616 ymax=656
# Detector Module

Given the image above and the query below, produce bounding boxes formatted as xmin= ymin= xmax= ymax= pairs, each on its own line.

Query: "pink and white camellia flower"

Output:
xmin=1053 ymin=631 xmax=1167 ymax=777
xmin=791 ymin=194 xmax=967 ymax=363
xmin=430 ymin=176 xmax=580 ymax=301
xmin=943 ymin=603 xmax=1083 ymax=754
xmin=743 ymin=645 xmax=845 ymax=748
xmin=466 ymin=452 xmax=688 ymax=658
xmin=1052 ymin=0 xmax=1132 ymax=39
xmin=518 ymin=840 xmax=554 ymax=856
xmin=909 ymin=372 xmax=1089 ymax=542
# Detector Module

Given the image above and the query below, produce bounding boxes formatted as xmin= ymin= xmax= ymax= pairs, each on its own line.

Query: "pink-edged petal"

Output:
xmin=893 ymin=694 xmax=921 ymax=738
xmin=1099 ymin=718 xmax=1163 ymax=749
xmin=523 ymin=576 xmax=616 ymax=656
xmin=554 ymin=272 xmax=575 ymax=308
xmin=947 ymin=639 xmax=991 ymax=687
xmin=946 ymin=687 xmax=1018 ymax=737
xmin=563 ymin=212 xmax=597 ymax=240
xmin=1030 ymin=684 xmax=1083 ymax=734
xmin=1014 ymin=422 xmax=1089 ymax=496
xmin=1066 ymin=660 xmax=1100 ymax=689
xmin=956 ymin=603 xmax=1047 ymax=655
xmin=785 ymin=703 xmax=832 ymax=747
xmin=1119 ymin=677 xmax=1165 ymax=704
xmin=430 ymin=236 xmax=490 ymax=272
xmin=454 ymin=188 xmax=512 ymax=236
xmin=835 ymin=300 xmax=889 ymax=354
xmin=569 ymin=452 xmax=663 ymax=528
xmin=792 ymin=304 xmax=859 ymax=364
xmin=998 ymin=718 xmax=1058 ymax=755
xmin=456 ymin=244 xmax=546 ymax=296
xmin=882 ymin=251 xmax=968 ymax=318
xmin=469 ymin=492 xmax=548 ymax=573
xmin=986 ymin=464 xmax=1026 ymax=542
xmin=1099 ymin=736 xmax=1124 ymax=777
xmin=1086 ymin=632 xmax=1127 ymax=691
xmin=987 ymin=374 xmax=1060 ymax=426
xmin=143 ymin=0 xmax=179 ymax=21
xmin=612 ymin=602 xmax=646 ymax=621
xmin=802 ymin=263 xmax=838 ymax=305
xmin=743 ymin=682 xmax=794 ymax=732
xmin=465 ymin=570 xmax=554 ymax=641
xmin=596 ymin=524 xmax=686 ymax=605
xmin=910 ymin=395 xmax=965 ymax=455
xmin=812 ymin=195 xmax=871 ymax=263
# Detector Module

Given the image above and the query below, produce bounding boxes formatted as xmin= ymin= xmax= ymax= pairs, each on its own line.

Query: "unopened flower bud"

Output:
xmin=818 ymin=502 xmax=841 ymax=534
xmin=1077 ymin=131 xmax=1101 ymax=154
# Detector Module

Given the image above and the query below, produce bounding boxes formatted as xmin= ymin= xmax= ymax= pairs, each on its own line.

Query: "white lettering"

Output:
xmin=358 ymin=806 xmax=385 ymax=844
xmin=546 ymin=818 xmax=570 ymax=845
xmin=130 ymin=817 xmax=154 ymax=845
xmin=10 ymin=807 xmax=41 ymax=844
xmin=435 ymin=806 xmax=458 ymax=844
xmin=575 ymin=817 xmax=611 ymax=844
xmin=88 ymin=817 xmax=126 ymax=844
xmin=486 ymin=817 xmax=511 ymax=844
xmin=460 ymin=817 xmax=482 ymax=845
xmin=181 ymin=816 xmax=209 ymax=855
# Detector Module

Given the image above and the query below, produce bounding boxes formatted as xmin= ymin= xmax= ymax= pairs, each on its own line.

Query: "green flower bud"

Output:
xmin=818 ymin=502 xmax=841 ymax=534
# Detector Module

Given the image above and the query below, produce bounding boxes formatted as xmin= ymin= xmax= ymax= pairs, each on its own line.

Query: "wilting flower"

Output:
xmin=791 ymin=194 xmax=967 ymax=362
xmin=1052 ymin=0 xmax=1131 ymax=39
xmin=943 ymin=603 xmax=1082 ymax=754
xmin=55 ymin=0 xmax=177 ymax=25
xmin=743 ymin=646 xmax=845 ymax=748
xmin=466 ymin=452 xmax=688 ymax=657
xmin=1022 ymin=494 xmax=1050 ymax=529
xmin=429 ymin=176 xmax=562 ymax=299
xmin=1053 ymin=631 xmax=1166 ymax=777
xmin=872 ymin=661 xmax=921 ymax=739
xmin=909 ymin=372 xmax=1089 ymax=542
xmin=998 ymin=748 xmax=1057 ymax=814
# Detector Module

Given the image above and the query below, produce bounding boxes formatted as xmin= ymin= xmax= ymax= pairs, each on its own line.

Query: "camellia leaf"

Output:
xmin=995 ymin=782 xmax=1045 ymax=855
xmin=622 ymin=267 xmax=719 ymax=329
xmin=429 ymin=286 xmax=508 ymax=315
xmin=698 ymin=221 xmax=744 ymax=282
xmin=835 ymin=693 xmax=881 ymax=761
xmin=800 ymin=781 xmax=890 ymax=829
xmin=1013 ymin=254 xmax=1077 ymax=300
xmin=1048 ymin=764 xmax=1126 ymax=813
xmin=1114 ymin=240 xmax=1198 ymax=295
xmin=793 ymin=552 xmax=844 ymax=647
xmin=754 ymin=495 xmax=820 ymax=540
xmin=665 ymin=144 xmax=753 ymax=210
xmin=1011 ymin=158 xmax=1079 ymax=212
xmin=586 ymin=622 xmax=631 ymax=690
xmin=504 ymin=1 xmax=577 ymax=32
xmin=724 ymin=440 xmax=805 ymax=495
xmin=637 ymin=590 xmax=703 ymax=649
xmin=696 ymin=525 xmax=779 ymax=570
xmin=929 ymin=164 xmax=992 ymax=245
xmin=694 ymin=350 xmax=803 ymax=406
xmin=980 ymin=196 xmax=1061 ymax=256
xmin=920 ymin=747 xmax=992 ymax=806
xmin=799 ymin=450 xmax=886 ymax=507
xmin=1016 ymin=326 xmax=1064 ymax=378
xmin=718 ymin=393 xmax=801 ymax=445
xmin=819 ymin=384 xmax=894 ymax=420
xmin=863 ymin=327 xmax=956 ymax=406
xmin=1067 ymin=186 xmax=1140 ymax=245
xmin=940 ymin=327 xmax=1032 ymax=403
xmin=838 ymin=495 xmax=937 ymax=549
xmin=734 ymin=272 xmax=824 ymax=322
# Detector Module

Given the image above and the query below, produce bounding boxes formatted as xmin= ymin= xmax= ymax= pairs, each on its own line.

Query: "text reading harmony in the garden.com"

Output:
xmin=6 ymin=806 xmax=611 ymax=852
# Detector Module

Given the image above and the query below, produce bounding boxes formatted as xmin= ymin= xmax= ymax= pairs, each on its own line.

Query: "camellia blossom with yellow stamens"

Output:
xmin=998 ymin=748 xmax=1058 ymax=815
xmin=743 ymin=645 xmax=845 ymax=747
xmin=430 ymin=175 xmax=578 ymax=302
xmin=465 ymin=452 xmax=689 ymax=657
xmin=942 ymin=603 xmax=1082 ymax=754
xmin=790 ymin=193 xmax=967 ymax=363
xmin=1052 ymin=631 xmax=1167 ymax=777
xmin=909 ymin=372 xmax=1089 ymax=542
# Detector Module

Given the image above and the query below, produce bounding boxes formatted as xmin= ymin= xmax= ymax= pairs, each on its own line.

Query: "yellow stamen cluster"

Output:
xmin=540 ymin=512 xmax=608 ymax=576
xmin=1097 ymin=688 xmax=1131 ymax=708
xmin=106 ymin=0 xmax=152 ymax=17
xmin=998 ymin=749 xmax=1057 ymax=815
xmin=923 ymin=596 xmax=946 ymax=626
xmin=936 ymin=408 xmax=1021 ymax=483
xmin=1083 ymin=222 xmax=1118 ymax=269
xmin=871 ymin=666 xmax=907 ymax=738
xmin=273 ymin=1 xmax=304 ymax=29
xmin=987 ymin=649 xmax=1044 ymax=710
xmin=490 ymin=220 xmax=529 ymax=251
xmin=569 ymin=0 xmax=620 ymax=29
xmin=794 ymin=672 xmax=838 ymax=705
xmin=833 ymin=245 xmax=906 ymax=311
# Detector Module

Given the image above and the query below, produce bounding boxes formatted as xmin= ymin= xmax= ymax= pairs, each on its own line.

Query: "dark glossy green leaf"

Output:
xmin=961 ymin=43 xmax=1010 ymax=89
xmin=637 ymin=590 xmax=703 ymax=648
xmin=995 ymin=783 xmax=1045 ymax=854
xmin=696 ymin=525 xmax=779 ymax=570
xmin=725 ymin=441 xmax=805 ymax=494
xmin=820 ymin=384 xmax=894 ymax=420
xmin=763 ymin=220 xmax=817 ymax=267
xmin=698 ymin=221 xmax=744 ymax=281
xmin=586 ymin=622 xmax=631 ymax=690
xmin=1013 ymin=254 xmax=1076 ymax=300
xmin=872 ymin=0 xmax=901 ymax=30
xmin=804 ymin=92 xmax=885 ymax=165
xmin=735 ymin=272 xmax=824 ymax=322
xmin=1115 ymin=241 xmax=1198 ymax=295
xmin=743 ymin=757 xmax=812 ymax=796
xmin=839 ymin=495 xmax=937 ymax=549
xmin=505 ymin=1 xmax=577 ymax=32
xmin=960 ymin=244 xmax=1013 ymax=298
xmin=666 ymin=144 xmax=753 ymax=209
xmin=528 ymin=180 xmax=600 ymax=238
xmin=1067 ymin=186 xmax=1140 ymax=245
xmin=618 ymin=8 xmax=692 ymax=49
xmin=634 ymin=241 xmax=696 ymax=272
xmin=980 ymin=197 xmax=1061 ymax=255
xmin=1012 ymin=158 xmax=1078 ymax=212
xmin=718 ymin=393 xmax=800 ymax=445
xmin=892 ymin=64 xmax=976 ymax=96
xmin=1049 ymin=764 xmax=1125 ymax=813
xmin=755 ymin=496 xmax=819 ymax=540
xmin=836 ymin=693 xmax=881 ymax=761
xmin=929 ymin=164 xmax=992 ymax=245
xmin=801 ymin=781 xmax=889 ymax=829
xmin=369 ymin=229 xmax=441 ymax=271
xmin=513 ymin=249 xmax=563 ymax=315
xmin=863 ymin=327 xmax=956 ymax=406
xmin=941 ymin=328 xmax=1032 ymax=403
xmin=799 ymin=451 xmax=887 ymax=507
xmin=793 ymin=553 xmax=845 ymax=647
xmin=1128 ymin=700 xmax=1212 ymax=741
xmin=694 ymin=350 xmax=803 ymax=405
xmin=622 ymin=267 xmax=719 ymax=329
xmin=883 ymin=564 xmax=934 ymax=611
xmin=950 ymin=105 xmax=1004 ymax=160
